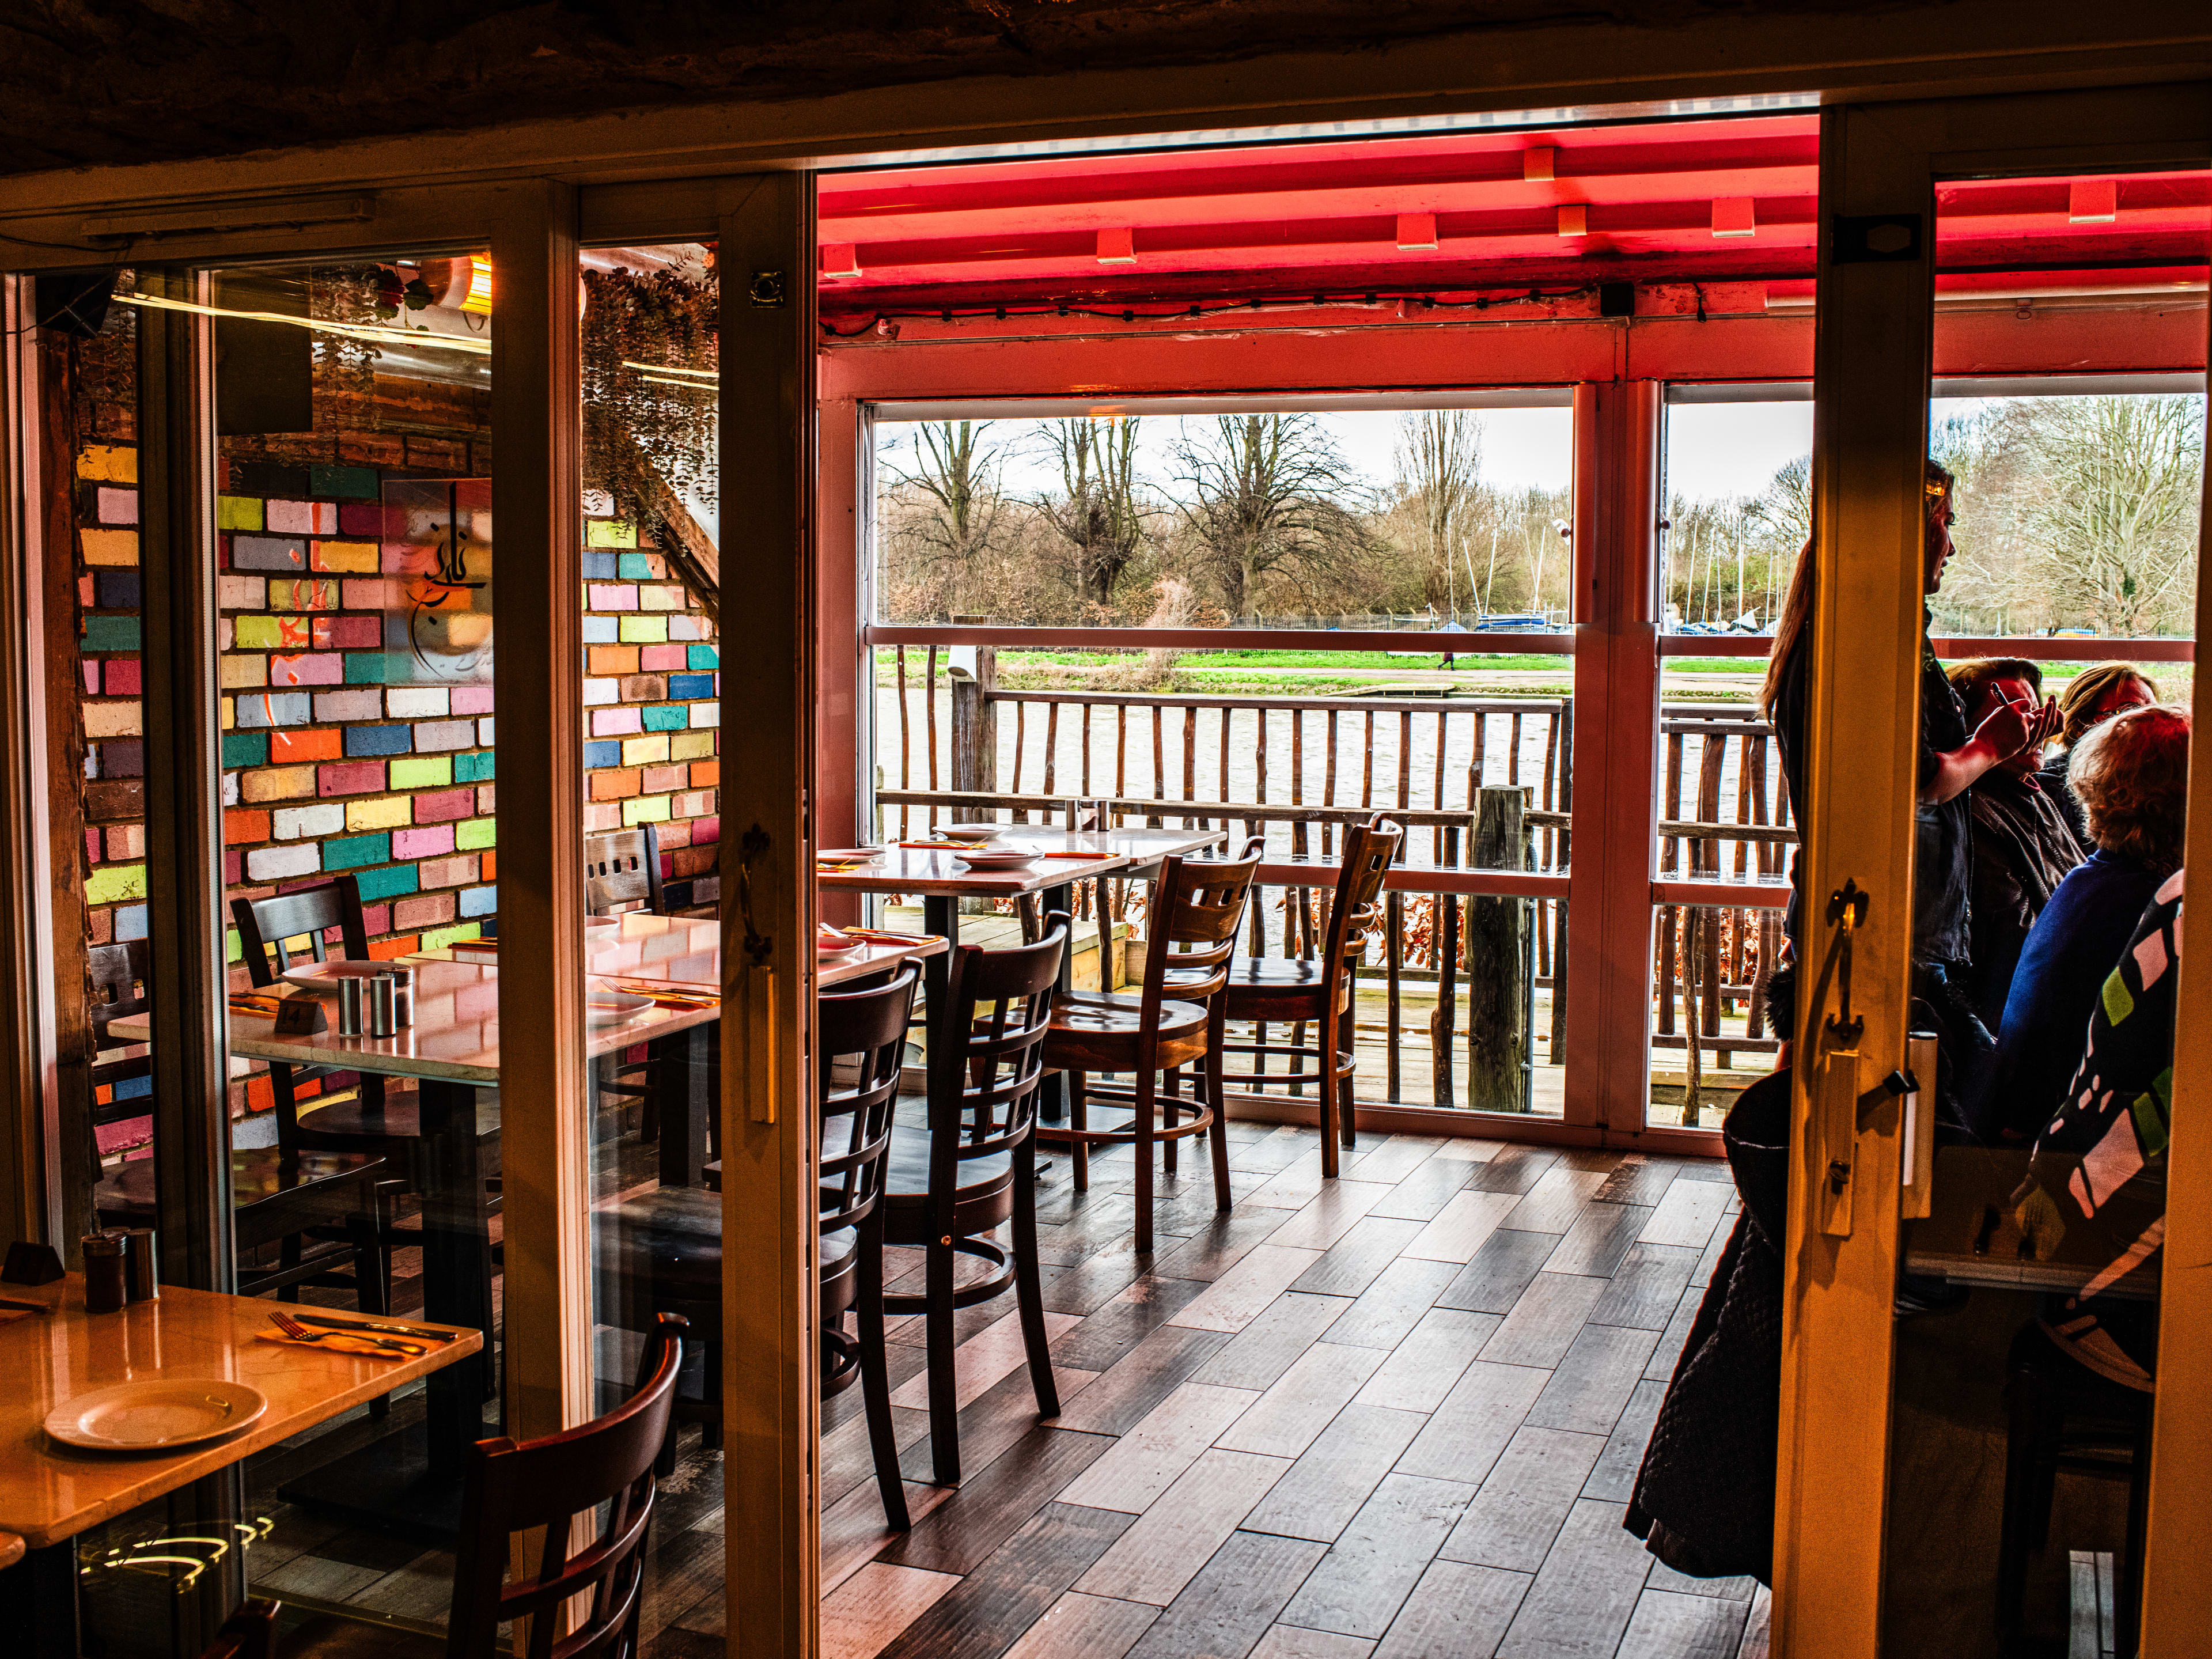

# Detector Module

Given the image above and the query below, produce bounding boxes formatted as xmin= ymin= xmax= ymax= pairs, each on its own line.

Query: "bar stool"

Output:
xmin=1209 ymin=816 xmax=1401 ymax=1178
xmin=1041 ymin=847 xmax=1264 ymax=1255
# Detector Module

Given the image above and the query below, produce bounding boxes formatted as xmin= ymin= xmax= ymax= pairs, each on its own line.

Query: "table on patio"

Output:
xmin=0 ymin=1275 xmax=479 ymax=1658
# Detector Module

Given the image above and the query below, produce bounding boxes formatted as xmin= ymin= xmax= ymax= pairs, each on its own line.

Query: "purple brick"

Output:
xmin=317 ymin=760 xmax=387 ymax=796
xmin=97 ymin=487 xmax=138 ymax=525
xmin=452 ymin=686 xmax=495 ymax=715
xmin=392 ymin=824 xmax=456 ymax=859
xmin=324 ymin=616 xmax=380 ymax=648
xmin=411 ymin=787 xmax=474 ymax=823
xmin=269 ymin=652 xmax=344 ymax=687
xmin=314 ymin=689 xmax=384 ymax=722
xmin=230 ymin=535 xmax=308 ymax=572
xmin=412 ymin=720 xmax=474 ymax=752
xmin=588 ymin=584 xmax=638 ymax=611
xmin=105 ymin=659 xmax=142 ymax=696
xmin=339 ymin=502 xmax=387 ymax=537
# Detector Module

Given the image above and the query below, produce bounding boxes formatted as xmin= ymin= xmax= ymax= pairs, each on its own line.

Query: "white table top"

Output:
xmin=817 ymin=826 xmax=1226 ymax=897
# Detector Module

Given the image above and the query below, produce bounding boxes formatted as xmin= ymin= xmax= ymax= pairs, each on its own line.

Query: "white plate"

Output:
xmin=817 ymin=848 xmax=882 ymax=862
xmin=940 ymin=823 xmax=1006 ymax=843
xmin=45 ymin=1379 xmax=267 ymax=1452
xmin=279 ymin=960 xmax=390 ymax=997
xmin=818 ymin=944 xmax=868 ymax=961
xmin=586 ymin=989 xmax=653 ymax=1027
xmin=584 ymin=916 xmax=619 ymax=930
xmin=952 ymin=850 xmax=1037 ymax=870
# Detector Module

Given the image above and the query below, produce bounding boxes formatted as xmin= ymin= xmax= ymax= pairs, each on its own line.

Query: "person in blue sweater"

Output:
xmin=1979 ymin=703 xmax=2189 ymax=1142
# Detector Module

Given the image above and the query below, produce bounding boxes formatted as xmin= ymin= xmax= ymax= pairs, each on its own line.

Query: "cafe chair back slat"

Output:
xmin=885 ymin=916 xmax=1070 ymax=1486
xmin=1041 ymin=843 xmax=1266 ymax=1254
xmin=584 ymin=823 xmax=665 ymax=918
xmin=86 ymin=939 xmax=155 ymax=1152
xmin=1215 ymin=814 xmax=1403 ymax=1177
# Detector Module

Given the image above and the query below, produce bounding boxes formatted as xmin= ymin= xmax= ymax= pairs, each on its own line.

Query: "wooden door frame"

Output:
xmin=1778 ymin=81 xmax=2212 ymax=1657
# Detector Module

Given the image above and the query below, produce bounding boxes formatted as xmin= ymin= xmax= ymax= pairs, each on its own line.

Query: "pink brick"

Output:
xmin=475 ymin=785 xmax=495 ymax=815
xmin=84 ymin=827 xmax=100 ymax=865
xmin=82 ymin=661 xmax=99 ymax=695
xmin=672 ymin=790 xmax=714 ymax=817
xmin=584 ymin=802 xmax=622 ymax=832
xmin=98 ymin=487 xmax=138 ymax=525
xmin=269 ymin=652 xmax=344 ymax=687
xmin=642 ymin=765 xmax=687 ymax=794
xmin=317 ymin=760 xmax=386 ymax=796
xmin=592 ymin=707 xmax=642 ymax=737
xmin=416 ymin=855 xmax=478 ymax=889
xmin=391 ymin=825 xmax=455 ymax=860
xmin=342 ymin=578 xmax=400 ymax=610
xmin=639 ymin=645 xmax=685 ymax=672
xmin=105 ymin=659 xmax=141 ymax=695
xmin=451 ymin=687 xmax=495 ymax=715
xmin=225 ymin=850 xmax=242 ymax=885
xmin=657 ymin=821 xmax=693 ymax=851
xmin=393 ymin=893 xmax=456 ymax=931
xmin=413 ymin=720 xmax=473 ymax=752
xmin=360 ymin=903 xmax=390 ymax=934
xmin=588 ymin=584 xmax=638 ymax=611
xmin=313 ymin=615 xmax=381 ymax=649
xmin=411 ymin=787 xmax=474 ymax=823
xmin=690 ymin=817 xmax=719 ymax=846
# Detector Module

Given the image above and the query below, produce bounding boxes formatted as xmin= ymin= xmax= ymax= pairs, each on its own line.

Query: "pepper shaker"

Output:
xmin=368 ymin=973 xmax=397 ymax=1038
xmin=81 ymin=1233 xmax=127 ymax=1314
xmin=338 ymin=976 xmax=365 ymax=1036
xmin=120 ymin=1227 xmax=159 ymax=1302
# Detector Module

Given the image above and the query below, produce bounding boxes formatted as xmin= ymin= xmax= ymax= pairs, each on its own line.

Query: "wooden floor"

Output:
xmin=241 ymin=1118 xmax=1766 ymax=1659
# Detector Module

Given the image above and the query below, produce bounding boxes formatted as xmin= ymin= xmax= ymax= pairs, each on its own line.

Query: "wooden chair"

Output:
xmin=887 ymin=918 xmax=1069 ymax=1486
xmin=198 ymin=1600 xmax=279 ymax=1659
xmin=1041 ymin=847 xmax=1264 ymax=1255
xmin=286 ymin=1313 xmax=687 ymax=1659
xmin=87 ymin=939 xmax=157 ymax=1162
xmin=584 ymin=823 xmax=664 ymax=916
xmin=86 ymin=940 xmax=395 ymax=1312
xmin=591 ymin=969 xmax=919 ymax=1525
xmin=1208 ymin=817 xmax=1402 ymax=1179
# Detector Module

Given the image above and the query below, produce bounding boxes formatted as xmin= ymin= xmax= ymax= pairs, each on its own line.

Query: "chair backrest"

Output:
xmin=584 ymin=824 xmax=664 ymax=916
xmin=197 ymin=1599 xmax=279 ymax=1659
xmin=232 ymin=876 xmax=369 ymax=987
xmin=924 ymin=916 xmax=1067 ymax=1202
xmin=86 ymin=940 xmax=154 ymax=1120
xmin=447 ymin=1312 xmax=687 ymax=1659
xmin=1139 ymin=844 xmax=1266 ymax=1008
xmin=1323 ymin=819 xmax=1403 ymax=987
xmin=817 ymin=966 xmax=919 ymax=1240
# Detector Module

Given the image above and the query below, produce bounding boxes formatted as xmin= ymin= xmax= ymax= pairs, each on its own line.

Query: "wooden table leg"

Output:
xmin=653 ymin=1022 xmax=714 ymax=1190
xmin=415 ymin=1077 xmax=493 ymax=1477
xmin=0 ymin=1540 xmax=77 ymax=1659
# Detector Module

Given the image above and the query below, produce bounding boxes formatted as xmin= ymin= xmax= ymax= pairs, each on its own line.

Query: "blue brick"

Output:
xmin=666 ymin=674 xmax=715 ymax=700
xmin=582 ymin=615 xmax=619 ymax=643
xmin=582 ymin=741 xmax=621 ymax=768
xmin=233 ymin=692 xmax=312 ymax=728
xmin=96 ymin=571 xmax=141 ymax=609
xmin=112 ymin=1074 xmax=151 ymax=1101
xmin=230 ymin=535 xmax=306 ymax=572
xmin=458 ymin=885 xmax=498 ymax=918
xmin=80 ymin=615 xmax=141 ymax=653
xmin=616 ymin=552 xmax=655 ymax=579
xmin=321 ymin=834 xmax=391 ymax=871
xmin=113 ymin=904 xmax=148 ymax=942
xmin=353 ymin=863 xmax=419 ymax=902
xmin=686 ymin=645 xmax=719 ymax=671
xmin=344 ymin=724 xmax=413 ymax=757
xmin=222 ymin=733 xmax=268 ymax=769
xmin=641 ymin=704 xmax=687 ymax=732
xmin=309 ymin=464 xmax=379 ymax=499
xmin=581 ymin=552 xmax=619 ymax=581
xmin=454 ymin=750 xmax=496 ymax=783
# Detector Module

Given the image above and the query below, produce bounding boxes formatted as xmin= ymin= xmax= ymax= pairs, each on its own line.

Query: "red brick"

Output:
xmin=411 ymin=787 xmax=475 ymax=823
xmin=368 ymin=935 xmax=420 ymax=960
xmin=393 ymin=893 xmax=456 ymax=931
xmin=641 ymin=764 xmax=687 ymax=795
xmin=224 ymin=809 xmax=271 ymax=845
xmin=618 ymin=675 xmax=667 ymax=702
xmin=360 ymin=904 xmax=390 ymax=935
xmin=317 ymin=760 xmax=386 ymax=796
xmin=271 ymin=728 xmax=343 ymax=764
xmin=672 ymin=845 xmax=719 ymax=878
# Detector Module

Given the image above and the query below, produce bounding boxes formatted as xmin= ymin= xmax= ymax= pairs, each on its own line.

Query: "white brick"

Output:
xmin=315 ymin=690 xmax=383 ymax=722
xmin=272 ymin=803 xmax=347 ymax=840
xmin=222 ymin=771 xmax=240 ymax=806
xmin=245 ymin=843 xmax=321 ymax=881
xmin=688 ymin=703 xmax=720 ymax=729
xmin=385 ymin=687 xmax=450 ymax=719
xmin=219 ymin=575 xmax=266 ymax=610
xmin=476 ymin=717 xmax=494 ymax=746
xmin=412 ymin=719 xmax=474 ymax=752
xmin=582 ymin=677 xmax=617 ymax=707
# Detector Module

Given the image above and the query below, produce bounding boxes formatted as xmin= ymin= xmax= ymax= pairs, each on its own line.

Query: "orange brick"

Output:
xmin=589 ymin=767 xmax=642 ymax=801
xmin=479 ymin=850 xmax=495 ymax=881
xmin=224 ymin=808 xmax=271 ymax=844
xmin=688 ymin=760 xmax=719 ymax=789
xmin=244 ymin=1074 xmax=275 ymax=1115
xmin=369 ymin=935 xmax=419 ymax=960
xmin=271 ymin=728 xmax=343 ymax=764
xmin=587 ymin=645 xmax=641 ymax=677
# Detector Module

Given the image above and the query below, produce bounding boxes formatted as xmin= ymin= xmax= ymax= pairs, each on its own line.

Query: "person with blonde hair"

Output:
xmin=1980 ymin=704 xmax=2190 ymax=1141
xmin=2037 ymin=661 xmax=2158 ymax=843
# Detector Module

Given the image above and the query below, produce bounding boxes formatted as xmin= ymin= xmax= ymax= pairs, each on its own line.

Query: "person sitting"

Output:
xmin=2038 ymin=662 xmax=2157 ymax=844
xmin=1980 ymin=704 xmax=2188 ymax=1142
xmin=1947 ymin=657 xmax=2084 ymax=1031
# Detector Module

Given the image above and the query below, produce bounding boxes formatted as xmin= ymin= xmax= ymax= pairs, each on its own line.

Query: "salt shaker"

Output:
xmin=120 ymin=1227 xmax=159 ymax=1302
xmin=338 ymin=976 xmax=365 ymax=1036
xmin=81 ymin=1232 xmax=127 ymax=1314
xmin=368 ymin=973 xmax=397 ymax=1038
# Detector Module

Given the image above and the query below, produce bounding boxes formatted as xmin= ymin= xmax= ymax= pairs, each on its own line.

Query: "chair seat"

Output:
xmin=1205 ymin=955 xmax=1348 ymax=1018
xmin=882 ymin=1114 xmax=1014 ymax=1209
xmin=297 ymin=1089 xmax=503 ymax=1146
xmin=1046 ymin=990 xmax=1212 ymax=1073
xmin=93 ymin=1146 xmax=382 ymax=1221
xmin=593 ymin=1186 xmax=858 ymax=1304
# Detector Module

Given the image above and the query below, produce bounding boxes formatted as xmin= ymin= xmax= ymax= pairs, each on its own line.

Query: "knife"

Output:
xmin=289 ymin=1312 xmax=458 ymax=1344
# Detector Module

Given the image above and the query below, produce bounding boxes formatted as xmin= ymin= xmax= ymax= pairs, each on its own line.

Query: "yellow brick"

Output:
xmin=219 ymin=655 xmax=268 ymax=689
xmin=77 ymin=445 xmax=137 ymax=484
xmin=221 ymin=698 xmax=235 ymax=730
xmin=239 ymin=766 xmax=317 ymax=802
xmin=668 ymin=731 xmax=715 ymax=762
xmin=309 ymin=540 xmax=380 ymax=573
xmin=81 ymin=529 xmax=139 ymax=567
xmin=345 ymin=795 xmax=413 ymax=831
xmin=84 ymin=702 xmax=143 ymax=738
xmin=620 ymin=734 xmax=671 ymax=767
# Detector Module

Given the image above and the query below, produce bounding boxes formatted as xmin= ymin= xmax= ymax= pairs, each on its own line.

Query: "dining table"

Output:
xmin=0 ymin=1273 xmax=478 ymax=1658
xmin=1904 ymin=1145 xmax=2161 ymax=1301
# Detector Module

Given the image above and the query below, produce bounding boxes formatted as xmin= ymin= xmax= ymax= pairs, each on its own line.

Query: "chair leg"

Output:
xmin=1997 ymin=1355 xmax=2048 ymax=1646
xmin=1069 ymin=1071 xmax=1090 ymax=1191
xmin=924 ymin=1236 xmax=961 ymax=1486
xmin=1133 ymin=1063 xmax=1158 ymax=1256
xmin=1338 ymin=1004 xmax=1359 ymax=1152
xmin=1012 ymin=1139 xmax=1062 ymax=1421
xmin=1207 ymin=1002 xmax=1233 ymax=1213
xmin=1162 ymin=1066 xmax=1181 ymax=1178
xmin=857 ymin=1215 xmax=910 ymax=1531
xmin=1317 ymin=999 xmax=1342 ymax=1180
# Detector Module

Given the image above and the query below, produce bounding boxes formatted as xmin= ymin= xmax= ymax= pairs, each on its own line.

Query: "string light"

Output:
xmin=111 ymin=291 xmax=490 ymax=355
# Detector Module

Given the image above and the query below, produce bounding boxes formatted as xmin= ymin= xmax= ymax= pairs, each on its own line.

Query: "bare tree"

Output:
xmin=2020 ymin=396 xmax=2203 ymax=634
xmin=884 ymin=419 xmax=1010 ymax=574
xmin=1172 ymin=413 xmax=1384 ymax=619
xmin=1394 ymin=410 xmax=1484 ymax=616
xmin=1039 ymin=416 xmax=1151 ymax=608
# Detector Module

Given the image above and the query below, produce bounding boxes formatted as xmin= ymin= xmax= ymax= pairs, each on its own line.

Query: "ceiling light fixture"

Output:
xmin=1395 ymin=213 xmax=1438 ymax=251
xmin=1096 ymin=228 xmax=1138 ymax=265
xmin=821 ymin=242 xmax=862 ymax=279
xmin=1524 ymin=148 xmax=1557 ymax=183
xmin=459 ymin=255 xmax=494 ymax=315
xmin=1556 ymin=205 xmax=1588 ymax=238
xmin=1711 ymin=198 xmax=1757 ymax=238
xmin=2067 ymin=179 xmax=2118 ymax=224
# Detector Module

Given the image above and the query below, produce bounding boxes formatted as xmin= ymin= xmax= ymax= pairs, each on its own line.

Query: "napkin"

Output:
xmin=256 ymin=1327 xmax=421 ymax=1360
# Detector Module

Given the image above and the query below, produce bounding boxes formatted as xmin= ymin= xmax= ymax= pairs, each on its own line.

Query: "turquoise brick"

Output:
xmin=353 ymin=863 xmax=419 ymax=902
xmin=344 ymin=653 xmax=399 ymax=684
xmin=616 ymin=552 xmax=655 ymax=579
xmin=222 ymin=733 xmax=268 ymax=769
xmin=454 ymin=750 xmax=496 ymax=783
xmin=310 ymin=464 xmax=379 ymax=500
xmin=687 ymin=645 xmax=719 ymax=671
xmin=81 ymin=615 xmax=141 ymax=653
xmin=321 ymin=832 xmax=391 ymax=870
xmin=641 ymin=704 xmax=687 ymax=732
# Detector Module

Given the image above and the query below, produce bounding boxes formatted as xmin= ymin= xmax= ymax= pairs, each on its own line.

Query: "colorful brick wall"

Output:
xmin=67 ymin=376 xmax=722 ymax=1124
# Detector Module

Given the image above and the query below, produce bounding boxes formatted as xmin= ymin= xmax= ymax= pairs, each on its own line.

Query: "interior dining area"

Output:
xmin=0 ymin=14 xmax=2209 ymax=1659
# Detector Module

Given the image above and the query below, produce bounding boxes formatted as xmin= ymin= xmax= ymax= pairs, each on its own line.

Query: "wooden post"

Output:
xmin=1466 ymin=786 xmax=1531 ymax=1113
xmin=947 ymin=636 xmax=996 ymax=797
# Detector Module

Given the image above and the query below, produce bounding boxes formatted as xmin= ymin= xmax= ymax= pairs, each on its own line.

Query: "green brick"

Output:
xmin=454 ymin=751 xmax=496 ymax=783
xmin=310 ymin=464 xmax=379 ymax=500
xmin=85 ymin=863 xmax=148 ymax=905
xmin=354 ymin=863 xmax=419 ymax=902
xmin=388 ymin=756 xmax=453 ymax=790
xmin=420 ymin=922 xmax=483 ymax=952
xmin=641 ymin=704 xmax=687 ymax=732
xmin=619 ymin=615 xmax=669 ymax=643
xmin=622 ymin=794 xmax=673 ymax=827
xmin=232 ymin=615 xmax=283 ymax=649
xmin=222 ymin=733 xmax=268 ymax=769
xmin=321 ymin=832 xmax=391 ymax=870
xmin=616 ymin=552 xmax=656 ymax=579
xmin=225 ymin=926 xmax=241 ymax=964
xmin=454 ymin=817 xmax=497 ymax=851
xmin=79 ymin=615 xmax=141 ymax=653
xmin=586 ymin=520 xmax=637 ymax=548
xmin=687 ymin=645 xmax=719 ymax=671
xmin=217 ymin=495 xmax=264 ymax=531
xmin=344 ymin=653 xmax=399 ymax=684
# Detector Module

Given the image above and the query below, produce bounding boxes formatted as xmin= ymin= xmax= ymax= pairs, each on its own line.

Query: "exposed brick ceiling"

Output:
xmin=0 ymin=0 xmax=1880 ymax=179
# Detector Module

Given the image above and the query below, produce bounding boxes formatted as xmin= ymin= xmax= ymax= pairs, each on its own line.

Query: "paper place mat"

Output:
xmin=256 ymin=1327 xmax=419 ymax=1361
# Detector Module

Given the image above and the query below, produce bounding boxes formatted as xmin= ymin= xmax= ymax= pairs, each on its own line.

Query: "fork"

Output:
xmin=271 ymin=1309 xmax=423 ymax=1356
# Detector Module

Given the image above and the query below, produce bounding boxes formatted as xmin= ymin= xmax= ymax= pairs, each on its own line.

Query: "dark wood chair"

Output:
xmin=888 ymin=918 xmax=1069 ymax=1486
xmin=1209 ymin=816 xmax=1402 ymax=1179
xmin=86 ymin=939 xmax=395 ymax=1312
xmin=198 ymin=1600 xmax=279 ymax=1659
xmin=286 ymin=1313 xmax=688 ymax=1659
xmin=591 ymin=969 xmax=919 ymax=1525
xmin=584 ymin=823 xmax=664 ymax=916
xmin=1041 ymin=847 xmax=1264 ymax=1255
